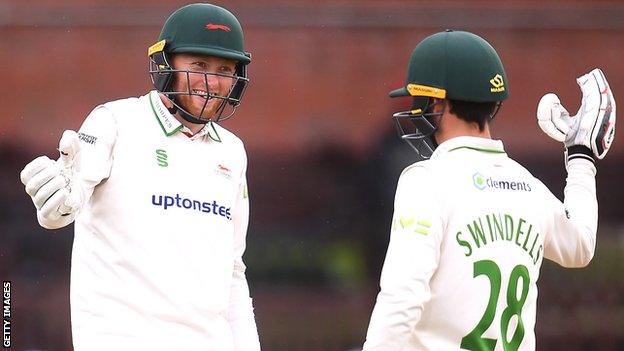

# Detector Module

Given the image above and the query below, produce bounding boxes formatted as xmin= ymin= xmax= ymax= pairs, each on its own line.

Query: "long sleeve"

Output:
xmin=363 ymin=166 xmax=443 ymax=350
xmin=37 ymin=106 xmax=116 ymax=229
xmin=227 ymin=154 xmax=260 ymax=351
xmin=544 ymin=158 xmax=597 ymax=267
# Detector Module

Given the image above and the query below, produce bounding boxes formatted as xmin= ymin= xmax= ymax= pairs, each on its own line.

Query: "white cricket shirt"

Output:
xmin=65 ymin=91 xmax=259 ymax=351
xmin=363 ymin=136 xmax=597 ymax=351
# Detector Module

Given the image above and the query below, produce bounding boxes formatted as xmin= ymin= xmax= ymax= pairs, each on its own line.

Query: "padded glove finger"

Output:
xmin=32 ymin=174 xmax=68 ymax=210
xmin=39 ymin=188 xmax=70 ymax=220
xmin=537 ymin=93 xmax=573 ymax=142
xmin=24 ymin=160 xmax=62 ymax=197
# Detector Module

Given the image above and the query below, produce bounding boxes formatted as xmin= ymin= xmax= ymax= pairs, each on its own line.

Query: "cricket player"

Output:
xmin=19 ymin=4 xmax=260 ymax=350
xmin=363 ymin=30 xmax=615 ymax=351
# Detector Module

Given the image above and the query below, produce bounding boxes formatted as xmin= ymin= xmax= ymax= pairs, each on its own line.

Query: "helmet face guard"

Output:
xmin=148 ymin=3 xmax=252 ymax=124
xmin=148 ymin=47 xmax=250 ymax=123
xmin=393 ymin=97 xmax=444 ymax=159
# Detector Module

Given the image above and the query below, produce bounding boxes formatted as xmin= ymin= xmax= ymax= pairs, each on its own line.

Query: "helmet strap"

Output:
xmin=490 ymin=101 xmax=503 ymax=120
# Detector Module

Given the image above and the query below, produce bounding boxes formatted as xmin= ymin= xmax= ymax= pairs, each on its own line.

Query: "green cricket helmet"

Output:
xmin=148 ymin=3 xmax=251 ymax=124
xmin=390 ymin=30 xmax=508 ymax=158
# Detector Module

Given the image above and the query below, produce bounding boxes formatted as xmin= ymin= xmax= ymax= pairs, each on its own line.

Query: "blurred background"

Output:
xmin=1 ymin=0 xmax=624 ymax=350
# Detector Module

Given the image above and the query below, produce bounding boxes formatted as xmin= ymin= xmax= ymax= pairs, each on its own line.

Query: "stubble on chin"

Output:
xmin=183 ymin=99 xmax=220 ymax=119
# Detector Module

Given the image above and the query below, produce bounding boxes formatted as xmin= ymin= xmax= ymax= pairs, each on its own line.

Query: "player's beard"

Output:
xmin=177 ymin=93 xmax=220 ymax=120
xmin=170 ymin=71 xmax=228 ymax=121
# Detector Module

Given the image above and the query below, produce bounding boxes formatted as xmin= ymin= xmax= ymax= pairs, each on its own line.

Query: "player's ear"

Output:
xmin=432 ymin=98 xmax=447 ymax=114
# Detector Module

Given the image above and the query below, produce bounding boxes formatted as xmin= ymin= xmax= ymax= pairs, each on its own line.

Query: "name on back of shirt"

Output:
xmin=455 ymin=213 xmax=542 ymax=265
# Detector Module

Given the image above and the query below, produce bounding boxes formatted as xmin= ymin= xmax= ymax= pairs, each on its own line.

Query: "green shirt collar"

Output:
xmin=431 ymin=136 xmax=506 ymax=159
xmin=148 ymin=91 xmax=221 ymax=142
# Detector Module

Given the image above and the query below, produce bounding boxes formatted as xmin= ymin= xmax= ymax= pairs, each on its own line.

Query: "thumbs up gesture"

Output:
xmin=20 ymin=130 xmax=83 ymax=228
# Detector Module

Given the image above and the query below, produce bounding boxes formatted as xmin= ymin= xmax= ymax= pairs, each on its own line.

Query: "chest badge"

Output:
xmin=215 ymin=164 xmax=232 ymax=179
xmin=156 ymin=149 xmax=168 ymax=167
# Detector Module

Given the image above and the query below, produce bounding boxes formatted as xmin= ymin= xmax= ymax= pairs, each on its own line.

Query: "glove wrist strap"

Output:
xmin=567 ymin=145 xmax=595 ymax=164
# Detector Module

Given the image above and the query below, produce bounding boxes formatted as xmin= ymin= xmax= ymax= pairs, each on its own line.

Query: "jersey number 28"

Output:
xmin=460 ymin=260 xmax=530 ymax=351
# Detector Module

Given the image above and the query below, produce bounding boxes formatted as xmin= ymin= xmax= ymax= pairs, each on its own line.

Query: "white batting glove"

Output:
xmin=567 ymin=68 xmax=616 ymax=160
xmin=537 ymin=68 xmax=616 ymax=161
xmin=537 ymin=93 xmax=574 ymax=143
xmin=20 ymin=130 xmax=82 ymax=226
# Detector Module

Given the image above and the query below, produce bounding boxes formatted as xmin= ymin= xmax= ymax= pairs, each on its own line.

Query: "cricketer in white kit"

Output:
xmin=363 ymin=30 xmax=616 ymax=351
xmin=20 ymin=4 xmax=260 ymax=351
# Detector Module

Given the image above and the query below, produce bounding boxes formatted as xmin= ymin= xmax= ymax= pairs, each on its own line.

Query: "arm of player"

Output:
xmin=543 ymin=159 xmax=597 ymax=268
xmin=538 ymin=69 xmax=616 ymax=267
xmin=363 ymin=166 xmax=443 ymax=350
xmin=72 ymin=105 xmax=117 ymax=202
xmin=20 ymin=106 xmax=116 ymax=229
xmin=227 ymin=154 xmax=260 ymax=351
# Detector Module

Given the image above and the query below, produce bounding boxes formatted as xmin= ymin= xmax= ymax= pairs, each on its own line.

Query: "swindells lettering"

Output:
xmin=455 ymin=214 xmax=543 ymax=265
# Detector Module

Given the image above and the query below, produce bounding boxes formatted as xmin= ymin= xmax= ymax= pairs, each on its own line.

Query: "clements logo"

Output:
xmin=152 ymin=194 xmax=232 ymax=220
xmin=473 ymin=172 xmax=531 ymax=192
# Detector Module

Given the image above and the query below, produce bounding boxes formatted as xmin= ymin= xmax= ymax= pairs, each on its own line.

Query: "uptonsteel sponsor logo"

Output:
xmin=152 ymin=193 xmax=232 ymax=220
xmin=473 ymin=172 xmax=531 ymax=192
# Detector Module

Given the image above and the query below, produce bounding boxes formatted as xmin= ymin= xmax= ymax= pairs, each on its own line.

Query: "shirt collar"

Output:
xmin=180 ymin=122 xmax=222 ymax=142
xmin=148 ymin=90 xmax=221 ymax=142
xmin=431 ymin=136 xmax=506 ymax=159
